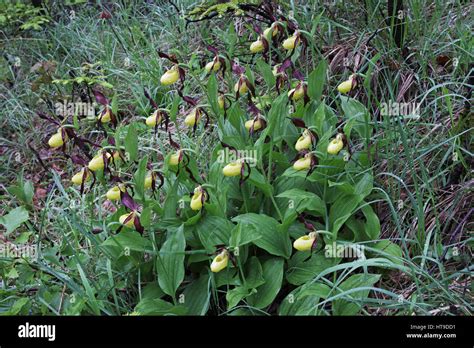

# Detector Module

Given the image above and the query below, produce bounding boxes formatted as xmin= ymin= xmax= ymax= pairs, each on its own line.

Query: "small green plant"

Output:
xmin=0 ymin=1 xmax=50 ymax=32
xmin=0 ymin=0 xmax=471 ymax=317
xmin=27 ymin=5 xmax=407 ymax=315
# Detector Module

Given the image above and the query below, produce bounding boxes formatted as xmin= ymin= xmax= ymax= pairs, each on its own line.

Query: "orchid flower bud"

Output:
xmin=160 ymin=66 xmax=179 ymax=86
xmin=48 ymin=129 xmax=67 ymax=148
xmin=119 ymin=211 xmax=139 ymax=228
xmin=337 ymin=74 xmax=356 ymax=94
xmin=218 ymin=95 xmax=225 ymax=110
xmin=293 ymin=153 xmax=313 ymax=171
xmin=88 ymin=152 xmax=111 ymax=171
xmin=245 ymin=118 xmax=264 ymax=132
xmin=190 ymin=186 xmax=206 ymax=211
xmin=144 ymin=172 xmax=155 ymax=189
xmin=169 ymin=150 xmax=182 ymax=166
xmin=327 ymin=133 xmax=344 ymax=155
xmin=293 ymin=232 xmax=317 ymax=251
xmin=288 ymin=83 xmax=306 ymax=101
xmin=184 ymin=109 xmax=198 ymax=127
xmin=106 ymin=184 xmax=125 ymax=201
xmin=272 ymin=64 xmax=282 ymax=77
xmin=234 ymin=76 xmax=249 ymax=95
xmin=283 ymin=33 xmax=298 ymax=50
xmin=222 ymin=161 xmax=243 ymax=177
xmin=295 ymin=129 xmax=312 ymax=151
xmin=146 ymin=110 xmax=162 ymax=127
xmin=98 ymin=107 xmax=112 ymax=123
xmin=71 ymin=168 xmax=90 ymax=185
xmin=205 ymin=57 xmax=221 ymax=73
xmin=263 ymin=24 xmax=278 ymax=39
xmin=250 ymin=40 xmax=264 ymax=53
xmin=210 ymin=250 xmax=229 ymax=273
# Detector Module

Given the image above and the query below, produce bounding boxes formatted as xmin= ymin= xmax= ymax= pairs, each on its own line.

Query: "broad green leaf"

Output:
xmin=125 ymin=123 xmax=138 ymax=162
xmin=371 ymin=240 xmax=403 ymax=266
xmin=286 ymin=250 xmax=340 ymax=285
xmin=243 ymin=256 xmax=265 ymax=289
xmin=133 ymin=156 xmax=148 ymax=201
xmin=247 ymin=167 xmax=273 ymax=196
xmin=183 ymin=274 xmax=211 ymax=315
xmin=340 ymin=96 xmax=372 ymax=140
xmin=256 ymin=59 xmax=275 ymax=88
xmin=361 ymin=205 xmax=380 ymax=240
xmin=229 ymin=223 xmax=261 ymax=248
xmin=332 ymin=273 xmax=381 ymax=315
xmin=7 ymin=177 xmax=34 ymax=206
xmin=226 ymin=286 xmax=253 ymax=309
xmin=196 ymin=215 xmax=234 ymax=251
xmin=329 ymin=194 xmax=362 ymax=239
xmin=156 ymin=225 xmax=186 ymax=297
xmin=163 ymin=180 xmax=179 ymax=219
xmin=5 ymin=298 xmax=29 ymax=315
xmin=102 ymin=231 xmax=153 ymax=252
xmin=278 ymin=283 xmax=330 ymax=315
xmin=0 ymin=206 xmax=29 ymax=235
xmin=232 ymin=213 xmax=291 ymax=258
xmin=247 ymin=258 xmax=284 ymax=309
xmin=169 ymin=94 xmax=180 ymax=122
xmin=135 ymin=298 xmax=187 ymax=315
xmin=307 ymin=60 xmax=327 ymax=101
xmin=345 ymin=204 xmax=380 ymax=242
xmin=207 ymin=73 xmax=219 ymax=116
xmin=263 ymin=94 xmax=287 ymax=141
xmin=277 ymin=188 xmax=326 ymax=217
xmin=354 ymin=173 xmax=373 ymax=199
xmin=141 ymin=282 xmax=165 ymax=300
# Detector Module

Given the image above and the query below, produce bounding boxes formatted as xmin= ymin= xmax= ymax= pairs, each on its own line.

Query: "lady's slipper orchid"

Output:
xmin=144 ymin=172 xmax=155 ymax=189
xmin=71 ymin=168 xmax=90 ymax=185
xmin=234 ymin=80 xmax=249 ymax=95
xmin=288 ymin=83 xmax=306 ymax=101
xmin=119 ymin=211 xmax=139 ymax=228
xmin=272 ymin=64 xmax=282 ymax=77
xmin=293 ymin=232 xmax=317 ymax=251
xmin=327 ymin=133 xmax=345 ymax=155
xmin=210 ymin=250 xmax=229 ymax=273
xmin=218 ymin=95 xmax=225 ymax=110
xmin=190 ymin=186 xmax=207 ymax=211
xmin=293 ymin=153 xmax=313 ymax=171
xmin=48 ymin=129 xmax=67 ymax=148
xmin=295 ymin=129 xmax=313 ymax=151
xmin=145 ymin=109 xmax=162 ymax=127
xmin=160 ymin=66 xmax=180 ymax=86
xmin=250 ymin=39 xmax=265 ymax=53
xmin=283 ymin=33 xmax=299 ymax=50
xmin=169 ymin=150 xmax=183 ymax=166
xmin=184 ymin=109 xmax=198 ymax=127
xmin=263 ymin=25 xmax=278 ymax=39
xmin=245 ymin=118 xmax=264 ymax=132
xmin=337 ymin=74 xmax=356 ymax=94
xmin=97 ymin=107 xmax=112 ymax=123
xmin=263 ymin=22 xmax=283 ymax=40
xmin=106 ymin=185 xmax=125 ymax=201
xmin=222 ymin=161 xmax=243 ymax=177
xmin=205 ymin=57 xmax=221 ymax=73
xmin=88 ymin=152 xmax=111 ymax=171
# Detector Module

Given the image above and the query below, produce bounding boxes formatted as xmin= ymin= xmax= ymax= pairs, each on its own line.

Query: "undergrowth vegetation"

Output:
xmin=0 ymin=0 xmax=472 ymax=316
